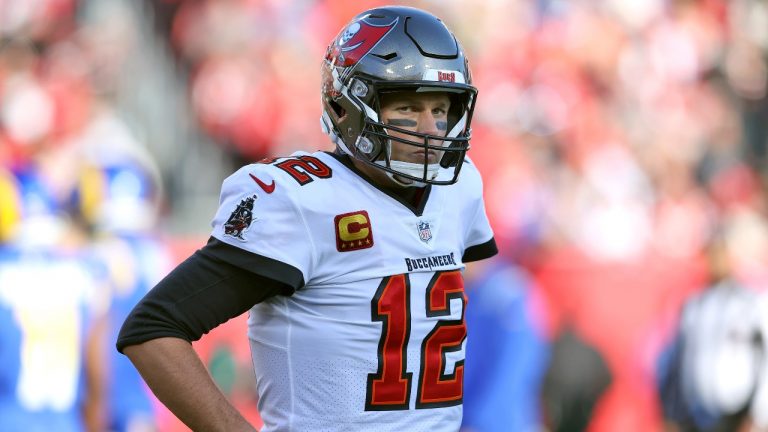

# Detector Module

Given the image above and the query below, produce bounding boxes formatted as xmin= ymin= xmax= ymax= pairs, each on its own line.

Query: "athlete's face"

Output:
xmin=379 ymin=91 xmax=451 ymax=165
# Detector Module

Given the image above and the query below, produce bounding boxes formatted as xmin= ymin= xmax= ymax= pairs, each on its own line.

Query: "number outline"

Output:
xmin=273 ymin=156 xmax=332 ymax=185
xmin=417 ymin=271 xmax=466 ymax=408
xmin=366 ymin=274 xmax=413 ymax=410
xmin=365 ymin=270 xmax=466 ymax=411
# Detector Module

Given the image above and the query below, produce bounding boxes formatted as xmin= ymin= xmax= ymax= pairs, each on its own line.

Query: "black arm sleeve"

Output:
xmin=116 ymin=246 xmax=291 ymax=353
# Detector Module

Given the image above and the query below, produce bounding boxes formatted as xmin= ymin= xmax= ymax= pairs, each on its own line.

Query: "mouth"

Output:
xmin=412 ymin=149 xmax=439 ymax=163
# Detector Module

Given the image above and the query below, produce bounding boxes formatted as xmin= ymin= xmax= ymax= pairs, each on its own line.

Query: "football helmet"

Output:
xmin=74 ymin=161 xmax=160 ymax=234
xmin=0 ymin=166 xmax=69 ymax=246
xmin=0 ymin=167 xmax=22 ymax=243
xmin=320 ymin=6 xmax=477 ymax=186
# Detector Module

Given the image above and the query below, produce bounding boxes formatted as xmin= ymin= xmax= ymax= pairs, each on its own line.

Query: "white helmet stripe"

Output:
xmin=447 ymin=111 xmax=467 ymax=139
xmin=341 ymin=84 xmax=379 ymax=122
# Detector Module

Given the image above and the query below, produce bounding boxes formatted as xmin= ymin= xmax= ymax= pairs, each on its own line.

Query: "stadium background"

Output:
xmin=1 ymin=0 xmax=767 ymax=431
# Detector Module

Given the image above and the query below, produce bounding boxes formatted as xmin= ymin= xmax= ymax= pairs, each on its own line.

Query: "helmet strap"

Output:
xmin=374 ymin=159 xmax=439 ymax=187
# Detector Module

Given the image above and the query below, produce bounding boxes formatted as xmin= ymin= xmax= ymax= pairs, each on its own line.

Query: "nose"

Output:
xmin=417 ymin=111 xmax=442 ymax=136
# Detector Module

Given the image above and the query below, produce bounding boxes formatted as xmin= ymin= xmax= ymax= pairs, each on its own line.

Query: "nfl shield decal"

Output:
xmin=417 ymin=220 xmax=433 ymax=243
xmin=224 ymin=194 xmax=257 ymax=241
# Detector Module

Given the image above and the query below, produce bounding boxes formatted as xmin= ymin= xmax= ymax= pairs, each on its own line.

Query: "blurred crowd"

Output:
xmin=1 ymin=0 xmax=768 ymax=431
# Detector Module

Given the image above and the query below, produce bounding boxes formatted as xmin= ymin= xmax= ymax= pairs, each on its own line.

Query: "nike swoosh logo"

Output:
xmin=250 ymin=173 xmax=275 ymax=194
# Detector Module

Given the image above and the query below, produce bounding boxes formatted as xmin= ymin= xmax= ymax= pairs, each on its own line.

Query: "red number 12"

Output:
xmin=365 ymin=271 xmax=466 ymax=411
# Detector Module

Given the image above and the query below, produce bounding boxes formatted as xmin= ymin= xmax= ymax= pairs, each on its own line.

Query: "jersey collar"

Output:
xmin=325 ymin=151 xmax=432 ymax=216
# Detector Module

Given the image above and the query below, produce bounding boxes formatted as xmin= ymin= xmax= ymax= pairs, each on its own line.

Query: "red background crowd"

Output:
xmin=1 ymin=0 xmax=767 ymax=431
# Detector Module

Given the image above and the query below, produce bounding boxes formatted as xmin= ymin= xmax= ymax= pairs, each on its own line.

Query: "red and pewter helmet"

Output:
xmin=320 ymin=6 xmax=477 ymax=186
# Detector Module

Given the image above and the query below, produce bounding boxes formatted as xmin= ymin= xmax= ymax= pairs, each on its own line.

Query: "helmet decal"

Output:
xmin=422 ymin=69 xmax=466 ymax=84
xmin=328 ymin=16 xmax=398 ymax=67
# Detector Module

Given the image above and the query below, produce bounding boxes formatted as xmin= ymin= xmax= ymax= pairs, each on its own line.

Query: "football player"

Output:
xmin=76 ymin=160 xmax=169 ymax=432
xmin=117 ymin=6 xmax=497 ymax=432
xmin=0 ymin=166 xmax=109 ymax=432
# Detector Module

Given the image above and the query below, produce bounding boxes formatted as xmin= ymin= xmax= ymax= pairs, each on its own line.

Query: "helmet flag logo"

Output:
xmin=329 ymin=17 xmax=397 ymax=67
xmin=339 ymin=22 xmax=361 ymax=46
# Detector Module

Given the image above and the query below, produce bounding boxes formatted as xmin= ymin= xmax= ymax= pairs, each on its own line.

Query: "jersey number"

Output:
xmin=274 ymin=156 xmax=331 ymax=185
xmin=365 ymin=270 xmax=466 ymax=411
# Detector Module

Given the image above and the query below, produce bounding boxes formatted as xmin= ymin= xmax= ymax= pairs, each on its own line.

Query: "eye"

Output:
xmin=432 ymin=107 xmax=448 ymax=116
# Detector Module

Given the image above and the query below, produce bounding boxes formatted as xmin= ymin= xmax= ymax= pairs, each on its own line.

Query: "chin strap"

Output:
xmin=375 ymin=160 xmax=439 ymax=187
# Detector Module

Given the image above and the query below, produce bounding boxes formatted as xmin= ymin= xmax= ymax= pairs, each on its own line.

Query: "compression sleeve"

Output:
xmin=115 ymin=247 xmax=290 ymax=353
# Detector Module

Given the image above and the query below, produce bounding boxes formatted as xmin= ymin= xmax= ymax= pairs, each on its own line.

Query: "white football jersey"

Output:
xmin=209 ymin=151 xmax=496 ymax=432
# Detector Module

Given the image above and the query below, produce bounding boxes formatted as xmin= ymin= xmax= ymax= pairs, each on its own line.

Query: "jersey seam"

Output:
xmin=274 ymin=163 xmax=318 ymax=289
xmin=463 ymin=194 xmax=486 ymax=250
xmin=283 ymin=296 xmax=295 ymax=430
xmin=248 ymin=335 xmax=289 ymax=351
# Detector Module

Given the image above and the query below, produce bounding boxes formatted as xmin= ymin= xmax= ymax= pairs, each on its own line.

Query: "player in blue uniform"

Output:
xmin=0 ymin=166 xmax=109 ymax=432
xmin=76 ymin=160 xmax=170 ymax=431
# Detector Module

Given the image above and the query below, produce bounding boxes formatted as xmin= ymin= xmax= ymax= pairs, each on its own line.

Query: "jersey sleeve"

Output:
xmin=207 ymin=164 xmax=313 ymax=291
xmin=462 ymin=160 xmax=498 ymax=262
xmin=115 ymin=249 xmax=288 ymax=352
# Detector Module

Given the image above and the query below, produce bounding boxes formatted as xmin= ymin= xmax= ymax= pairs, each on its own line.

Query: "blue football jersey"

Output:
xmin=0 ymin=246 xmax=108 ymax=432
